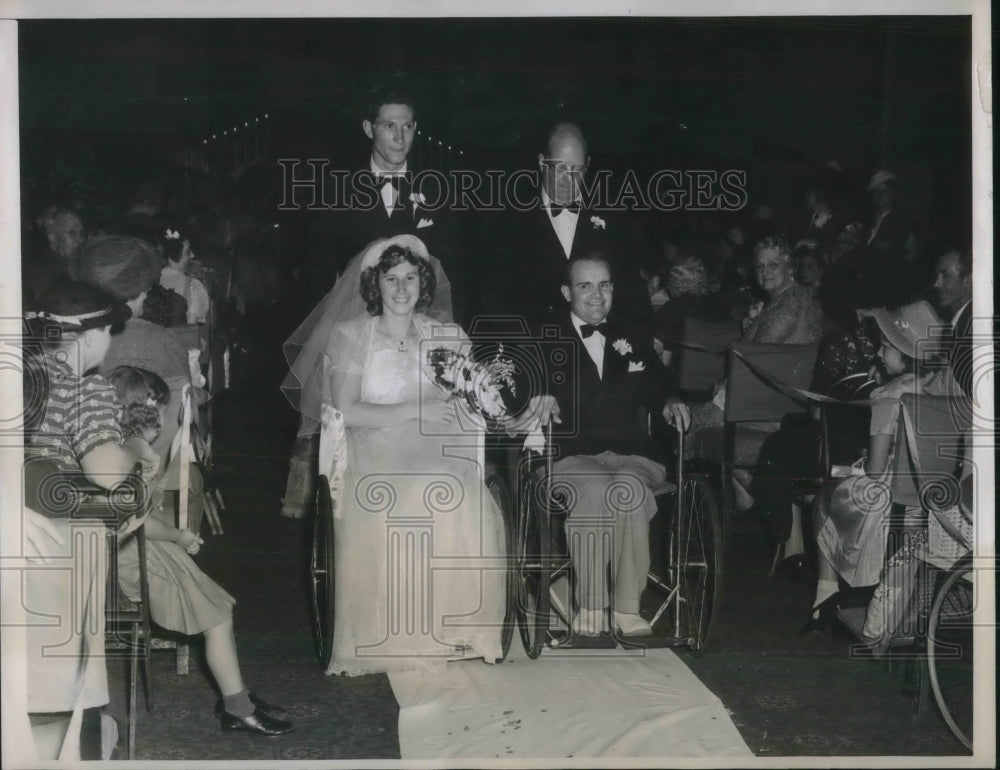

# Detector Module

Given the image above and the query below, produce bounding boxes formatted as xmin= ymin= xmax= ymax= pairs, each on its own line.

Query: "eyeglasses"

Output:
xmin=541 ymin=159 xmax=588 ymax=176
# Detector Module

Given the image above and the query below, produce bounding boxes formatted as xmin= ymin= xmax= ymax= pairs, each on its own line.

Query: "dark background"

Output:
xmin=18 ymin=15 xmax=972 ymax=235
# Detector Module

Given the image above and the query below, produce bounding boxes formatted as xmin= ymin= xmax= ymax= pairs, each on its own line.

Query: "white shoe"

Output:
xmin=614 ymin=611 xmax=653 ymax=636
xmin=100 ymin=713 xmax=119 ymax=760
xmin=571 ymin=608 xmax=608 ymax=636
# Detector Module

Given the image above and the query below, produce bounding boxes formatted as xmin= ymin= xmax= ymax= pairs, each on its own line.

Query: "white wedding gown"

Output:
xmin=326 ymin=313 xmax=506 ymax=676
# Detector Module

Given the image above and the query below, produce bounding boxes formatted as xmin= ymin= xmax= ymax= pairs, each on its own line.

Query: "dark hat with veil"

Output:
xmin=281 ymin=234 xmax=453 ymax=434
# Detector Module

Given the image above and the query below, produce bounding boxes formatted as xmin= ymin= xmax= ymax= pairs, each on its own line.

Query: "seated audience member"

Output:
xmin=930 ymin=245 xmax=973 ymax=399
xmin=793 ymin=239 xmax=827 ymax=294
xmin=141 ymin=283 xmax=189 ymax=327
xmin=159 ymin=227 xmax=212 ymax=325
xmin=24 ymin=282 xmax=293 ymax=737
xmin=798 ymin=170 xmax=848 ymax=253
xmin=22 ymin=207 xmax=86 ymax=308
xmin=653 ymin=256 xmax=731 ymax=369
xmin=805 ymin=300 xmax=950 ymax=635
xmin=20 ymin=352 xmax=110 ymax=760
xmin=524 ymin=253 xmax=691 ymax=636
xmin=685 ymin=236 xmax=824 ymax=512
xmin=640 ymin=258 xmax=671 ymax=312
xmin=864 ymin=169 xmax=916 ymax=257
xmin=741 ymin=235 xmax=823 ymax=343
xmin=76 ymin=235 xmax=206 ymax=531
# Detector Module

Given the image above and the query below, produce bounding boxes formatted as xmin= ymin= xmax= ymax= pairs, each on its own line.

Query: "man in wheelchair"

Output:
xmin=525 ymin=252 xmax=691 ymax=637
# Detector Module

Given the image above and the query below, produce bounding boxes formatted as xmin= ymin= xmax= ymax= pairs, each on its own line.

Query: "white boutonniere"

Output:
xmin=813 ymin=209 xmax=832 ymax=228
xmin=627 ymin=360 xmax=646 ymax=373
xmin=590 ymin=215 xmax=606 ymax=230
xmin=612 ymin=338 xmax=633 ymax=356
xmin=409 ymin=192 xmax=426 ymax=218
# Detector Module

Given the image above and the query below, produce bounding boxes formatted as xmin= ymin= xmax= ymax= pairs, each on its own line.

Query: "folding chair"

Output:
xmin=24 ymin=458 xmax=153 ymax=760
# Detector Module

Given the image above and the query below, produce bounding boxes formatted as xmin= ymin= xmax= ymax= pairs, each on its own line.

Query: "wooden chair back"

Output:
xmin=724 ymin=342 xmax=819 ymax=423
xmin=676 ymin=317 xmax=739 ymax=393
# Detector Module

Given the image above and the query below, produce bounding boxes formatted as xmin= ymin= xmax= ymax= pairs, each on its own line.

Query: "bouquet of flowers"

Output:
xmin=426 ymin=344 xmax=517 ymax=428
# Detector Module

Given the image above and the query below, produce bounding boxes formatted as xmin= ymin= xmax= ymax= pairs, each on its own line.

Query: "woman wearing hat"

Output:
xmin=25 ymin=282 xmax=293 ymax=738
xmin=77 ymin=234 xmax=208 ymax=534
xmin=803 ymin=300 xmax=950 ymax=635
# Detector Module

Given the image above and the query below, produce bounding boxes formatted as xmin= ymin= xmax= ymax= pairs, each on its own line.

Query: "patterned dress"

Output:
xmin=27 ymin=353 xmax=234 ymax=636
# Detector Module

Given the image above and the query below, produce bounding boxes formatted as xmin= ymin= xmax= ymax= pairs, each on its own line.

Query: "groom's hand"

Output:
xmin=527 ymin=395 xmax=561 ymax=426
xmin=662 ymin=398 xmax=691 ymax=432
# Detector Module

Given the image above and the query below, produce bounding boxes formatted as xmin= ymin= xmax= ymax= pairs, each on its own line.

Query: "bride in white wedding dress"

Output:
xmin=285 ymin=235 xmax=505 ymax=676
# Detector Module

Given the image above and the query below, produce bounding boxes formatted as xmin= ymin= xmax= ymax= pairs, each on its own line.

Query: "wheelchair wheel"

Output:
xmin=309 ymin=475 xmax=336 ymax=669
xmin=485 ymin=470 xmax=516 ymax=662
xmin=927 ymin=555 xmax=973 ymax=751
xmin=672 ymin=476 xmax=722 ymax=651
xmin=516 ymin=465 xmax=550 ymax=659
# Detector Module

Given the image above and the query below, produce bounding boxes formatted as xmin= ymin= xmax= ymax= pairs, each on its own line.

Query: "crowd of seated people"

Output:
xmin=18 ymin=192 xmax=297 ymax=757
xmin=632 ymin=164 xmax=971 ymax=608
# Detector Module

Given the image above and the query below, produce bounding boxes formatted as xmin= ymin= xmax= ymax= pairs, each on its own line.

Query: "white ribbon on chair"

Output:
xmin=318 ymin=402 xmax=348 ymax=519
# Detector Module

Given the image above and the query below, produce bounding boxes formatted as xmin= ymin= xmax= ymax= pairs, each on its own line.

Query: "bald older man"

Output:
xmin=476 ymin=122 xmax=654 ymax=333
xmin=22 ymin=207 xmax=86 ymax=307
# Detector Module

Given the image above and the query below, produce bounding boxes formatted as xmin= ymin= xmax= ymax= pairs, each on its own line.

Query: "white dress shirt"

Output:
xmin=950 ymin=301 xmax=971 ymax=330
xmin=571 ymin=311 xmax=606 ymax=380
xmin=867 ymin=208 xmax=890 ymax=245
xmin=542 ymin=189 xmax=581 ymax=258
xmin=371 ymin=157 xmax=407 ymax=217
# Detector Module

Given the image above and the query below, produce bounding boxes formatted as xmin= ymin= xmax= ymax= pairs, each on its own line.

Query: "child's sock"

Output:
xmin=222 ymin=688 xmax=254 ymax=718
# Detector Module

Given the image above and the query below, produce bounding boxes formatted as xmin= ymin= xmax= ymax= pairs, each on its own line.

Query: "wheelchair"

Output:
xmin=507 ymin=418 xmax=723 ymax=658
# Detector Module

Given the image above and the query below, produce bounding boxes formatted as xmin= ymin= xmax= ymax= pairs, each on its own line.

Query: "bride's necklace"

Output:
xmin=377 ymin=318 xmax=414 ymax=353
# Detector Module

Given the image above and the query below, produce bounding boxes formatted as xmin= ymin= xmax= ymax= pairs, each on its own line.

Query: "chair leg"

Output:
xmin=128 ymin=633 xmax=138 ymax=760
xmin=142 ymin=642 xmax=153 ymax=711
xmin=176 ymin=642 xmax=190 ymax=675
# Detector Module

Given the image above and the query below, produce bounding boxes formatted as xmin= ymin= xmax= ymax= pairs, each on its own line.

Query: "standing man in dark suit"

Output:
xmin=525 ymin=252 xmax=690 ymax=636
xmin=286 ymin=87 xmax=466 ymax=519
xmin=301 ymin=88 xmax=466 ymax=323
xmin=864 ymin=169 xmax=916 ymax=257
xmin=931 ymin=246 xmax=973 ymax=398
xmin=476 ymin=123 xmax=652 ymax=332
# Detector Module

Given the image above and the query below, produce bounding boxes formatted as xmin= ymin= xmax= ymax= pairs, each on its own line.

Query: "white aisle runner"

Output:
xmin=389 ymin=642 xmax=753 ymax=760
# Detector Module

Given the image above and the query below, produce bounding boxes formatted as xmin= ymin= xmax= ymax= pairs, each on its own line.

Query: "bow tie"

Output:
xmin=376 ymin=175 xmax=401 ymax=190
xmin=580 ymin=322 xmax=608 ymax=339
xmin=549 ymin=201 xmax=581 ymax=217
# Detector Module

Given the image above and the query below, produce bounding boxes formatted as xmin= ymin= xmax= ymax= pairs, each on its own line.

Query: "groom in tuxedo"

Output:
xmin=475 ymin=122 xmax=652 ymax=333
xmin=528 ymin=252 xmax=690 ymax=636
xmin=301 ymin=87 xmax=465 ymax=322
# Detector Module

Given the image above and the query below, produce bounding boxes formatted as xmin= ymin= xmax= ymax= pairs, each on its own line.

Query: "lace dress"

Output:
xmin=325 ymin=313 xmax=505 ymax=676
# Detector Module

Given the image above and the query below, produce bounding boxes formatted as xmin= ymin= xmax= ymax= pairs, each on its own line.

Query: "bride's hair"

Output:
xmin=360 ymin=245 xmax=437 ymax=316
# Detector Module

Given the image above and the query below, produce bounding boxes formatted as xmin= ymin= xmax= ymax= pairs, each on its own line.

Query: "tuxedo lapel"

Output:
xmin=558 ymin=315 xmax=602 ymax=390
xmin=600 ymin=324 xmax=628 ymax=385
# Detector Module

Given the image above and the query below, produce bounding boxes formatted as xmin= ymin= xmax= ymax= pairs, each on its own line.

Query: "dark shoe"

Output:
xmin=216 ymin=692 xmax=289 ymax=721
xmin=220 ymin=707 xmax=293 ymax=736
xmin=798 ymin=592 xmax=841 ymax=636
xmin=770 ymin=547 xmax=808 ymax=582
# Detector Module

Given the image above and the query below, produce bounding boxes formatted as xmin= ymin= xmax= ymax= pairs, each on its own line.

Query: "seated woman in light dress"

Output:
xmin=286 ymin=235 xmax=506 ymax=676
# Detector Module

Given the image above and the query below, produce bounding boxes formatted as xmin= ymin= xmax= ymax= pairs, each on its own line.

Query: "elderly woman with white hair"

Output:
xmin=685 ymin=236 xmax=824 ymax=511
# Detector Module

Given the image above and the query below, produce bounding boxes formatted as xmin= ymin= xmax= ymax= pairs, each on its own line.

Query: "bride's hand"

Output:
xmin=419 ymin=395 xmax=458 ymax=428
